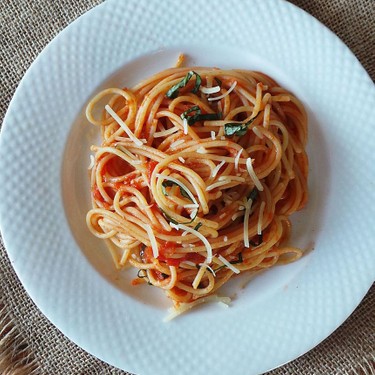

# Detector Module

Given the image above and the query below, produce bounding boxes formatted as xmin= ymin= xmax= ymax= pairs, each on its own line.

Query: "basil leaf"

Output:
xmin=159 ymin=208 xmax=197 ymax=226
xmin=161 ymin=180 xmax=192 ymax=201
xmin=224 ymin=122 xmax=249 ymax=136
xmin=166 ymin=71 xmax=201 ymax=98
xmin=224 ymin=112 xmax=261 ymax=137
xmin=214 ymin=77 xmax=222 ymax=87
xmin=181 ymin=106 xmax=222 ymax=126
xmin=194 ymin=222 xmax=203 ymax=231
xmin=247 ymin=187 xmax=259 ymax=202
xmin=192 ymin=73 xmax=201 ymax=93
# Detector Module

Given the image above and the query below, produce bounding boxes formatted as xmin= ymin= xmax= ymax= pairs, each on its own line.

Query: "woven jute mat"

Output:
xmin=0 ymin=1 xmax=374 ymax=374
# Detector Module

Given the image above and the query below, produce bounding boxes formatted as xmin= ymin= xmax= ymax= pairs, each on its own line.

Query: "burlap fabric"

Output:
xmin=0 ymin=0 xmax=374 ymax=374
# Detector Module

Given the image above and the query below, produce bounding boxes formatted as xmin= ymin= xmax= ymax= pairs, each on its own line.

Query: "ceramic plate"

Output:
xmin=1 ymin=1 xmax=374 ymax=374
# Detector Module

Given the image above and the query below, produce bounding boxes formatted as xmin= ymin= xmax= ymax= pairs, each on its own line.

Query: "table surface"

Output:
xmin=0 ymin=1 xmax=374 ymax=374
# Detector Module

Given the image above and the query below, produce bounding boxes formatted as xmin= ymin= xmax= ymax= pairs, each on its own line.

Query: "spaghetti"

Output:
xmin=85 ymin=62 xmax=308 ymax=317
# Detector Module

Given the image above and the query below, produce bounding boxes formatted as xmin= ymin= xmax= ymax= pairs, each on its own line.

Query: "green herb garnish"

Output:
xmin=214 ymin=77 xmax=222 ymax=87
xmin=161 ymin=180 xmax=192 ymax=200
xmin=224 ymin=112 xmax=261 ymax=137
xmin=166 ymin=71 xmax=202 ymax=98
xmin=159 ymin=207 xmax=198 ymax=226
xmin=181 ymin=105 xmax=222 ymax=126
xmin=194 ymin=222 xmax=203 ymax=231
xmin=247 ymin=187 xmax=259 ymax=202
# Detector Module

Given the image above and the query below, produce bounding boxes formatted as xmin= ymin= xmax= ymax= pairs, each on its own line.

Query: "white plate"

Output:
xmin=1 ymin=0 xmax=374 ymax=374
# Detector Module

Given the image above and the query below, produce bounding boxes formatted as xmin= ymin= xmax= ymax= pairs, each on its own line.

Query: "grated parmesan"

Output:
xmin=105 ymin=105 xmax=144 ymax=147
xmin=197 ymin=146 xmax=208 ymax=154
xmin=246 ymin=158 xmax=263 ymax=191
xmin=182 ymin=117 xmax=188 ymax=134
xmin=208 ymin=81 xmax=237 ymax=102
xmin=211 ymin=160 xmax=225 ymax=178
xmin=206 ymin=180 xmax=230 ymax=191
xmin=200 ymin=85 xmax=221 ymax=95
xmin=143 ymin=224 xmax=159 ymax=258
xmin=234 ymin=149 xmax=243 ymax=171
xmin=192 ymin=263 xmax=207 ymax=289
xmin=218 ymin=255 xmax=240 ymax=274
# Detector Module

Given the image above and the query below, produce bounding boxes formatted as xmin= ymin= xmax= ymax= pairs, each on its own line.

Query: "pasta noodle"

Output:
xmin=85 ymin=60 xmax=308 ymax=317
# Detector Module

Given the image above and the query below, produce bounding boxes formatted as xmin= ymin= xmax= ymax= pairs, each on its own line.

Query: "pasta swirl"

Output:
xmin=85 ymin=64 xmax=308 ymax=316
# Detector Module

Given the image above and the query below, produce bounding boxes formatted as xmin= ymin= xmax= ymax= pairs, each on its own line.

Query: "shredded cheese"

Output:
xmin=105 ymin=105 xmax=144 ymax=147
xmin=192 ymin=263 xmax=207 ymax=289
xmin=210 ymin=130 xmax=216 ymax=140
xmin=211 ymin=160 xmax=225 ymax=178
xmin=197 ymin=146 xmax=208 ymax=154
xmin=200 ymin=85 xmax=221 ymax=94
xmin=178 ymin=156 xmax=186 ymax=163
xmin=218 ymin=175 xmax=245 ymax=182
xmin=200 ymin=262 xmax=216 ymax=277
xmin=143 ymin=224 xmax=159 ymax=258
xmin=206 ymin=180 xmax=230 ymax=191
xmin=218 ymin=255 xmax=240 ymax=274
xmin=246 ymin=158 xmax=263 ymax=191
xmin=116 ymin=144 xmax=142 ymax=165
xmin=234 ymin=149 xmax=243 ymax=171
xmin=183 ymin=203 xmax=199 ymax=209
xmin=189 ymin=209 xmax=198 ymax=219
xmin=182 ymin=117 xmax=188 ymax=134
xmin=170 ymin=223 xmax=212 ymax=263
xmin=208 ymin=81 xmax=237 ymax=102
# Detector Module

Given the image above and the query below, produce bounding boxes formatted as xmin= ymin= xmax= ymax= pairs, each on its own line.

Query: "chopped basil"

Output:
xmin=247 ymin=187 xmax=259 ymax=202
xmin=224 ymin=122 xmax=249 ymax=137
xmin=224 ymin=112 xmax=261 ymax=137
xmin=161 ymin=180 xmax=192 ymax=200
xmin=181 ymin=105 xmax=222 ymax=126
xmin=214 ymin=77 xmax=222 ymax=87
xmin=159 ymin=207 xmax=198 ymax=226
xmin=194 ymin=222 xmax=203 ymax=231
xmin=166 ymin=71 xmax=202 ymax=98
xmin=192 ymin=73 xmax=201 ymax=93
